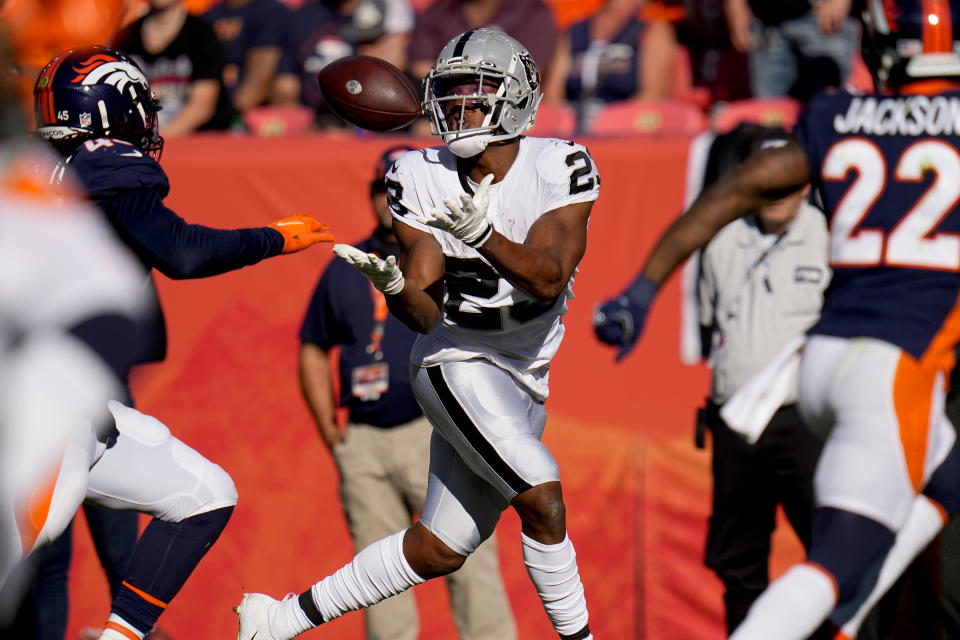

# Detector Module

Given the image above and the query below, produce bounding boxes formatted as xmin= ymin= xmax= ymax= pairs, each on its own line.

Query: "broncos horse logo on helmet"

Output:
xmin=34 ymin=46 xmax=163 ymax=158
xmin=863 ymin=0 xmax=960 ymax=90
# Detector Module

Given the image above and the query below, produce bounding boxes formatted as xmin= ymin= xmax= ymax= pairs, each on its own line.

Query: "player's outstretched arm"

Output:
xmin=105 ymin=188 xmax=335 ymax=278
xmin=333 ymin=220 xmax=445 ymax=334
xmin=389 ymin=220 xmax=446 ymax=333
xmin=594 ymin=139 xmax=811 ymax=360
xmin=644 ymin=140 xmax=810 ymax=283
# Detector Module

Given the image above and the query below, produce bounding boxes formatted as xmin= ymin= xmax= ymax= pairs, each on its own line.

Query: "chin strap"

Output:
xmin=445 ymin=132 xmax=492 ymax=158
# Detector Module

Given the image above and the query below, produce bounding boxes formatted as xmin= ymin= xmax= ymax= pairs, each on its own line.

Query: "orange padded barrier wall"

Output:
xmin=64 ymin=134 xmax=805 ymax=639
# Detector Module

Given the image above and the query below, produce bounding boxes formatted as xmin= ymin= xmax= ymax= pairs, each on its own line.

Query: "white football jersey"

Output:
xmin=386 ymin=137 xmax=600 ymax=401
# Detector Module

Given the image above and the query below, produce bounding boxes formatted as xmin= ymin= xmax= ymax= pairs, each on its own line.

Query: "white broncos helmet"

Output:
xmin=425 ymin=28 xmax=543 ymax=158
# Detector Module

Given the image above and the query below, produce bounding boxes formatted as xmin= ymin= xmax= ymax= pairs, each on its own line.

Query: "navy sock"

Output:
xmin=925 ymin=438 xmax=960 ymax=515
xmin=807 ymin=507 xmax=895 ymax=602
xmin=112 ymin=506 xmax=234 ymax=633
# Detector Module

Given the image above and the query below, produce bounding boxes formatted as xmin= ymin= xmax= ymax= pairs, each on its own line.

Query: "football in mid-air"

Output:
xmin=317 ymin=56 xmax=421 ymax=132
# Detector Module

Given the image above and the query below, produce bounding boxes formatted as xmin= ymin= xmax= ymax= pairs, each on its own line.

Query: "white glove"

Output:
xmin=418 ymin=173 xmax=495 ymax=247
xmin=332 ymin=244 xmax=404 ymax=295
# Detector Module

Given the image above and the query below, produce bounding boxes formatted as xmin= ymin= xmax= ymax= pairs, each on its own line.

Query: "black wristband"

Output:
xmin=298 ymin=590 xmax=324 ymax=626
xmin=466 ymin=223 xmax=493 ymax=248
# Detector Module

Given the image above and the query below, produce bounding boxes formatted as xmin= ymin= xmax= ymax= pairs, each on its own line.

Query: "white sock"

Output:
xmin=522 ymin=532 xmax=591 ymax=638
xmin=99 ymin=614 xmax=146 ymax=639
xmin=830 ymin=495 xmax=947 ymax=638
xmin=307 ymin=530 xmax=425 ymax=623
xmin=729 ymin=563 xmax=837 ymax=640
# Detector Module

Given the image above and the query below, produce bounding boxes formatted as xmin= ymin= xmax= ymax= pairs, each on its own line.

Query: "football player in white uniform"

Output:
xmin=236 ymin=29 xmax=600 ymax=640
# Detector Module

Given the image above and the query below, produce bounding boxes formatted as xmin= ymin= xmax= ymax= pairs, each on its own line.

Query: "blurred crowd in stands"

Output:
xmin=3 ymin=0 xmax=874 ymax=140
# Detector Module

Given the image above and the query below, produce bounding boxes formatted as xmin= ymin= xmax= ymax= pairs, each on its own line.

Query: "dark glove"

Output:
xmin=592 ymin=274 xmax=658 ymax=361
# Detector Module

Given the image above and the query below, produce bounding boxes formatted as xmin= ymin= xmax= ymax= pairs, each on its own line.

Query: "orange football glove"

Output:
xmin=269 ymin=214 xmax=335 ymax=254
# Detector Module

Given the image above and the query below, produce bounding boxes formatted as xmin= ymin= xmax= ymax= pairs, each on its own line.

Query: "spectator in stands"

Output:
xmin=298 ymin=145 xmax=516 ymax=640
xmin=724 ymin=0 xmax=859 ymax=98
xmin=543 ymin=0 xmax=647 ymax=133
xmin=115 ymin=0 xmax=239 ymax=136
xmin=273 ymin=0 xmax=414 ymax=130
xmin=203 ymin=0 xmax=288 ymax=113
xmin=644 ymin=0 xmax=750 ymax=105
xmin=406 ymin=0 xmax=558 ymax=81
xmin=273 ymin=0 xmax=350 ymax=128
xmin=341 ymin=0 xmax=415 ymax=69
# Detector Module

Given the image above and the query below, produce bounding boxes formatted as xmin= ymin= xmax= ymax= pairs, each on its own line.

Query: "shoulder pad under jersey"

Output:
xmin=67 ymin=138 xmax=170 ymax=202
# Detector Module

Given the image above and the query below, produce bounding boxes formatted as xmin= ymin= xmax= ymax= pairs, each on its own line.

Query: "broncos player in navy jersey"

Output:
xmin=594 ymin=1 xmax=960 ymax=638
xmin=31 ymin=46 xmax=334 ymax=640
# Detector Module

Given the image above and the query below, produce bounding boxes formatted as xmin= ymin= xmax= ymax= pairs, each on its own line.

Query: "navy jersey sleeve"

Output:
xmin=70 ymin=139 xmax=283 ymax=279
xmin=299 ymin=259 xmax=353 ymax=348
xmin=102 ymin=188 xmax=282 ymax=279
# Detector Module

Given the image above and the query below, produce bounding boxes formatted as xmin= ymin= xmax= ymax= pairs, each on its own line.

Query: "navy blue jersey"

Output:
xmin=61 ymin=137 xmax=284 ymax=368
xmin=793 ymin=89 xmax=960 ymax=360
xmin=300 ymin=233 xmax=422 ymax=428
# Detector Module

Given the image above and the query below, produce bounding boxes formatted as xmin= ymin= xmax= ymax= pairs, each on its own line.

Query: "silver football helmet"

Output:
xmin=424 ymin=28 xmax=542 ymax=158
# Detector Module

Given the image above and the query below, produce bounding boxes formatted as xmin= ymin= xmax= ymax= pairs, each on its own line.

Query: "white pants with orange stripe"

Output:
xmin=798 ymin=335 xmax=956 ymax=530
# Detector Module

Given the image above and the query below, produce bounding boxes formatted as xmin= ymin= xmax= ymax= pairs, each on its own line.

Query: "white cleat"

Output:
xmin=235 ymin=592 xmax=288 ymax=640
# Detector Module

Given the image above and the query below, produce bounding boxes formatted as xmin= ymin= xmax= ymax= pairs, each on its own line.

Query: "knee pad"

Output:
xmin=89 ymin=403 xmax=237 ymax=522
xmin=162 ymin=439 xmax=238 ymax=521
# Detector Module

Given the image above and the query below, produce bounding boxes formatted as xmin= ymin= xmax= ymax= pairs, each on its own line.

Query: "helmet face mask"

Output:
xmin=424 ymin=29 xmax=542 ymax=157
xmin=33 ymin=46 xmax=164 ymax=159
xmin=862 ymin=0 xmax=960 ymax=90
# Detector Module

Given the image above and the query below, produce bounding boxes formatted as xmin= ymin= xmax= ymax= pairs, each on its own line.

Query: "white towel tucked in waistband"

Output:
xmin=720 ymin=335 xmax=806 ymax=445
